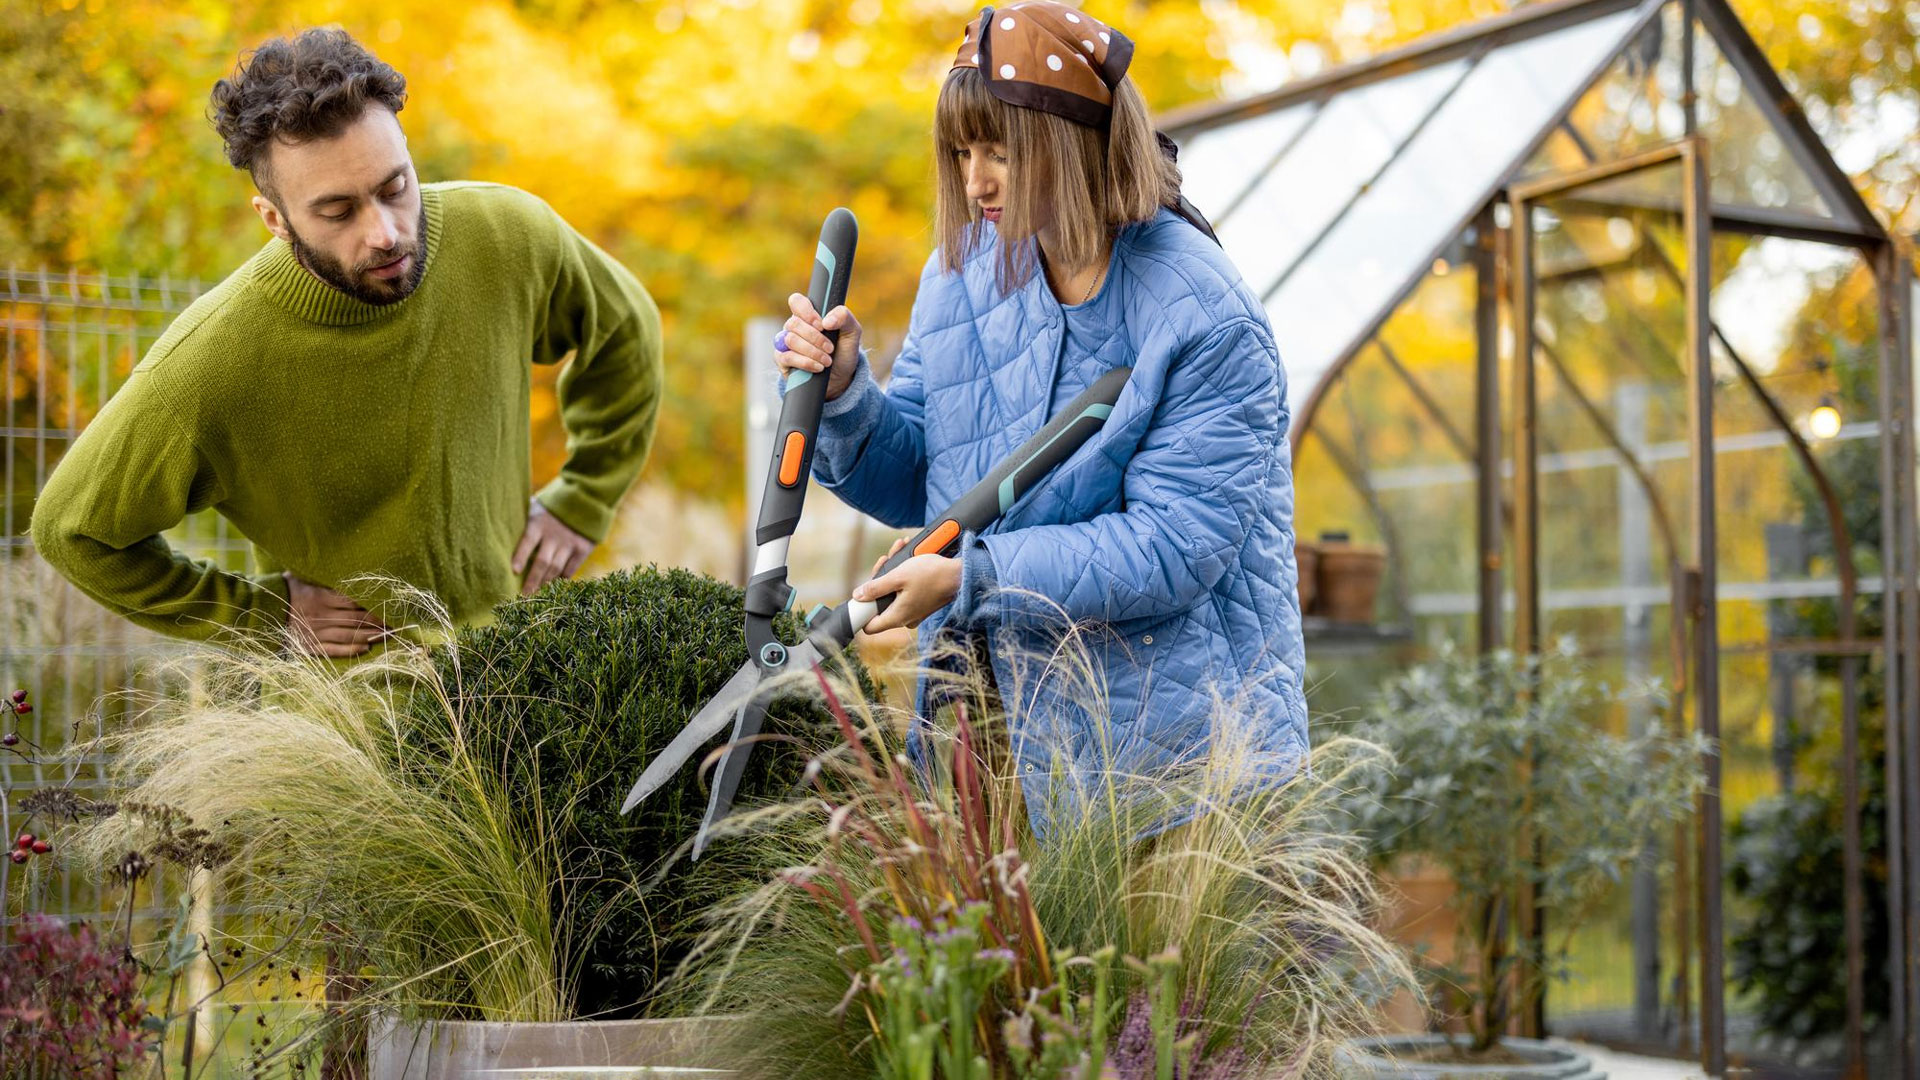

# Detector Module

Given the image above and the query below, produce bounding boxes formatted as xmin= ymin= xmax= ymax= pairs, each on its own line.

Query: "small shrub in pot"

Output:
xmin=1345 ymin=642 xmax=1703 ymax=1060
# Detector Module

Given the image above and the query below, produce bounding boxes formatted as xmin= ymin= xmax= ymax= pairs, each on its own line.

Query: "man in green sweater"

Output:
xmin=31 ymin=28 xmax=662 ymax=658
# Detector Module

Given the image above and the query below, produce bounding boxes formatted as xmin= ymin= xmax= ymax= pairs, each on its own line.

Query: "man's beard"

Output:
xmin=286 ymin=202 xmax=430 ymax=306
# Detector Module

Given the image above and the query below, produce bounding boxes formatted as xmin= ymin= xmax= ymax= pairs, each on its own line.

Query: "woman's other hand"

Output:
xmin=777 ymin=293 xmax=863 ymax=401
xmin=855 ymin=537 xmax=961 ymax=633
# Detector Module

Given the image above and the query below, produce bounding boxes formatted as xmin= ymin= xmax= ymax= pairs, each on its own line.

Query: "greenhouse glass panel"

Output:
xmin=1524 ymin=3 xmax=1687 ymax=176
xmin=1709 ymin=238 xmax=1874 ymax=438
xmin=1531 ymin=3 xmax=1834 ymax=217
xmin=1688 ymin=19 xmax=1832 ymax=218
xmin=1530 ymin=163 xmax=1691 ymax=616
xmin=1264 ymin=6 xmax=1646 ymax=410
xmin=1211 ymin=59 xmax=1470 ymax=314
xmin=1174 ymin=103 xmax=1317 ymax=226
xmin=1526 ymin=124 xmax=1597 ymax=178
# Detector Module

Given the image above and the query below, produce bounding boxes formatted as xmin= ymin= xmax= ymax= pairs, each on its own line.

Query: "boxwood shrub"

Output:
xmin=418 ymin=565 xmax=873 ymax=1018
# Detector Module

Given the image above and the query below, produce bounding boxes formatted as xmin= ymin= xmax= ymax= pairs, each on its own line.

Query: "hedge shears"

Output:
xmin=620 ymin=207 xmax=1132 ymax=859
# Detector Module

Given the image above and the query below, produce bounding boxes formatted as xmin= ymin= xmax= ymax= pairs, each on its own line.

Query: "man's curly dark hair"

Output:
xmin=208 ymin=28 xmax=407 ymax=203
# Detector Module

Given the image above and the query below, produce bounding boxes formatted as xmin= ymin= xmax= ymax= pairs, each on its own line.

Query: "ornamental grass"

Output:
xmin=57 ymin=566 xmax=871 ymax=1054
xmin=669 ymin=621 xmax=1414 ymax=1079
xmin=63 ymin=612 xmax=572 ymax=1026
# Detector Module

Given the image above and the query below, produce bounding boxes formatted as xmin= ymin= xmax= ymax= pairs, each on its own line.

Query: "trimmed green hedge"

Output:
xmin=419 ymin=566 xmax=872 ymax=1018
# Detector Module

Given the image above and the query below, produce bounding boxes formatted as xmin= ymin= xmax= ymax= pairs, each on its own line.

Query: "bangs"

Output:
xmin=935 ymin=67 xmax=1007 ymax=151
xmin=932 ymin=62 xmax=1172 ymax=290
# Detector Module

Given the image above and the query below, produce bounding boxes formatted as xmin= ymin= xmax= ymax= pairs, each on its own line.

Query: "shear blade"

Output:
xmin=620 ymin=659 xmax=766 ymax=815
xmin=688 ymin=642 xmax=830 ymax=859
xmin=691 ymin=700 xmax=769 ymax=860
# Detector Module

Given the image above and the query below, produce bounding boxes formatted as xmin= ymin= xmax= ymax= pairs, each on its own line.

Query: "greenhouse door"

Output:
xmin=1507 ymin=139 xmax=1727 ymax=1073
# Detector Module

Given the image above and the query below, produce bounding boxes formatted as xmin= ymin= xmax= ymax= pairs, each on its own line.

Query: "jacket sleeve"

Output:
xmin=804 ymin=328 xmax=930 ymax=530
xmin=531 ymin=206 xmax=664 ymax=543
xmin=950 ymin=317 xmax=1282 ymax=628
xmin=28 ymin=374 xmax=291 ymax=644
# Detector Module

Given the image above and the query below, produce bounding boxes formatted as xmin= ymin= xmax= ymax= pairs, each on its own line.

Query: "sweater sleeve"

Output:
xmin=28 ymin=374 xmax=291 ymax=644
xmin=531 ymin=209 xmax=664 ymax=543
xmin=805 ymin=325 xmax=930 ymax=530
xmin=949 ymin=318 xmax=1280 ymax=629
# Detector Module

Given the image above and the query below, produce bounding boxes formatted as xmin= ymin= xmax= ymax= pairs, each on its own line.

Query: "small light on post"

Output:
xmin=1431 ymin=257 xmax=1451 ymax=277
xmin=1809 ymin=396 xmax=1842 ymax=441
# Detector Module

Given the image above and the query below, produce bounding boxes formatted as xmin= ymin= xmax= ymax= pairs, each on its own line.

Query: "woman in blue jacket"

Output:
xmin=775 ymin=1 xmax=1306 ymax=836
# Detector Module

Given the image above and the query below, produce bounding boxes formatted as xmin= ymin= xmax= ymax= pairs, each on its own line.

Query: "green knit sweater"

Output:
xmin=30 ymin=181 xmax=662 ymax=643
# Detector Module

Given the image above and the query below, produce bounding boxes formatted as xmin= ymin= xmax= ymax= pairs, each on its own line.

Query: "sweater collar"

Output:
xmin=249 ymin=185 xmax=445 ymax=327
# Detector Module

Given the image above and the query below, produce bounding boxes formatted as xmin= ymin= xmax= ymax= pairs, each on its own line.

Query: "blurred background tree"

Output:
xmin=1 ymin=0 xmax=1913 ymax=525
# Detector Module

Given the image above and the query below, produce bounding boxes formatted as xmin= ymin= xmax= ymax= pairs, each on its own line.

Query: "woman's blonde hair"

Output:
xmin=934 ymin=64 xmax=1179 ymax=291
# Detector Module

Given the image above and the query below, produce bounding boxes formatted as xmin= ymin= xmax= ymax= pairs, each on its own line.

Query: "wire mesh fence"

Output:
xmin=1 ymin=266 xmax=245 ymax=922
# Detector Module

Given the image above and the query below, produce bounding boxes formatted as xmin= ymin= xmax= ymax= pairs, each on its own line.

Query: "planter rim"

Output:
xmin=383 ymin=1015 xmax=741 ymax=1033
xmin=1339 ymin=1034 xmax=1599 ymax=1076
xmin=369 ymin=1013 xmax=740 ymax=1079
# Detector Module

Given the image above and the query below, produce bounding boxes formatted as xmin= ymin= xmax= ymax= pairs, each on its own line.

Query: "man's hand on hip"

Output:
xmin=514 ymin=499 xmax=594 ymax=596
xmin=285 ymin=574 xmax=391 ymax=658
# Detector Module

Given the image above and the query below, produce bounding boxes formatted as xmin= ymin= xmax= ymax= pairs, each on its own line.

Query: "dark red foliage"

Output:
xmin=0 ymin=915 xmax=154 ymax=1078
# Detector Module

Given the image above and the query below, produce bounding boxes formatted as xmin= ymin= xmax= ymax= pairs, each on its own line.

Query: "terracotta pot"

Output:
xmin=1295 ymin=541 xmax=1320 ymax=615
xmin=1378 ymin=856 xmax=1460 ymax=1034
xmin=1317 ymin=535 xmax=1386 ymax=624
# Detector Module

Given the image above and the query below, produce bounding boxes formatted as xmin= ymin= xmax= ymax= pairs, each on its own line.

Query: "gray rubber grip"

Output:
xmin=757 ymin=208 xmax=858 ymax=546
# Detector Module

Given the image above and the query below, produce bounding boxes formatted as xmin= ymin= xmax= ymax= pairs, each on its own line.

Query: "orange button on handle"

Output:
xmin=915 ymin=519 xmax=961 ymax=557
xmin=778 ymin=431 xmax=807 ymax=487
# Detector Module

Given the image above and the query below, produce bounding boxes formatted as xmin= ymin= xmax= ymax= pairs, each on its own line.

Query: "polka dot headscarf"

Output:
xmin=951 ymin=3 xmax=1135 ymax=129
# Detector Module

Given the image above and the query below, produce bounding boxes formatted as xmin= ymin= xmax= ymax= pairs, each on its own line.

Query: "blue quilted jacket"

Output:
xmin=812 ymin=208 xmax=1307 ymax=835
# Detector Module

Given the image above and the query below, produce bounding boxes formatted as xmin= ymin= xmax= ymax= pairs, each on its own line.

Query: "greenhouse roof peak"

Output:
xmin=1164 ymin=0 xmax=1884 ymax=409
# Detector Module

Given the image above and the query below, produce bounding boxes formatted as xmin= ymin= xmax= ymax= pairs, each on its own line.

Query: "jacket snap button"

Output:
xmin=1142 ymin=634 xmax=1154 ymax=645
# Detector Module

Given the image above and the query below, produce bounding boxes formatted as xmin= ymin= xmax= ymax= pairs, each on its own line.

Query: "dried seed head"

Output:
xmin=18 ymin=788 xmax=111 ymax=821
xmin=115 ymin=850 xmax=152 ymax=883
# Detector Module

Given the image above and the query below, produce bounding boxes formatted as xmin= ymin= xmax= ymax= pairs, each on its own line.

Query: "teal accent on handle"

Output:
xmin=996 ymin=403 xmax=1114 ymax=512
xmin=786 ymin=369 xmax=814 ymax=389
xmin=815 ymin=241 xmax=837 ymax=279
xmin=806 ymin=603 xmax=831 ymax=627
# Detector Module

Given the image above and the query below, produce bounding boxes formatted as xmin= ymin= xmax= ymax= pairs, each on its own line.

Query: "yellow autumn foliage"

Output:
xmin=0 ymin=0 xmax=1910 ymax=510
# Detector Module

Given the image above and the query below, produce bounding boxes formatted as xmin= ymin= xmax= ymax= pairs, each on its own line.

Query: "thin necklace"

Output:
xmin=1078 ymin=259 xmax=1107 ymax=305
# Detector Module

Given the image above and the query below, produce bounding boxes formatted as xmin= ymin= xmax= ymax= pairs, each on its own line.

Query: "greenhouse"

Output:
xmin=1164 ymin=0 xmax=1917 ymax=1071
